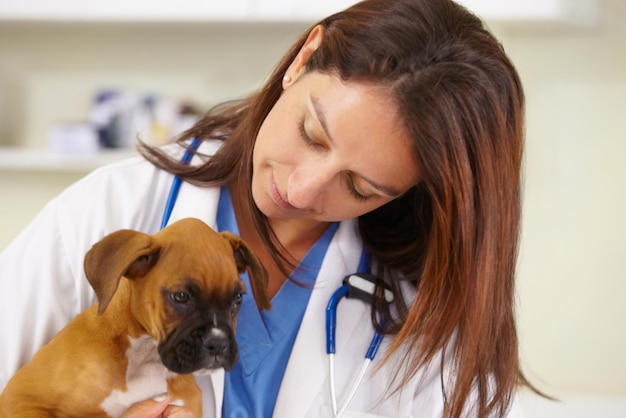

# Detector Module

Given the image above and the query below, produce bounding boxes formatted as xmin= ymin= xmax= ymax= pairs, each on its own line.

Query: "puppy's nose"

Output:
xmin=202 ymin=328 xmax=229 ymax=354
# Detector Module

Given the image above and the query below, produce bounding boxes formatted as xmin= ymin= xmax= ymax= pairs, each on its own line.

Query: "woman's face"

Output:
xmin=252 ymin=71 xmax=419 ymax=223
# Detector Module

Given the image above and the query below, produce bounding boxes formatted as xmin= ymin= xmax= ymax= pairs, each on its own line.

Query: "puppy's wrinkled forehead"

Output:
xmin=153 ymin=220 xmax=241 ymax=292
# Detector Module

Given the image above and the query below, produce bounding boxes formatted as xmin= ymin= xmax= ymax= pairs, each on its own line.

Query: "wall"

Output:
xmin=504 ymin=0 xmax=626 ymax=411
xmin=1 ymin=1 xmax=625 ymax=415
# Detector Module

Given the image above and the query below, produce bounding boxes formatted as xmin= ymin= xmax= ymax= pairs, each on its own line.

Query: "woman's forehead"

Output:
xmin=302 ymin=73 xmax=419 ymax=191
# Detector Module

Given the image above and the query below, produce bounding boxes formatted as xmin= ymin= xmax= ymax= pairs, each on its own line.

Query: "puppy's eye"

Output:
xmin=231 ymin=293 xmax=243 ymax=315
xmin=233 ymin=293 xmax=243 ymax=306
xmin=170 ymin=292 xmax=191 ymax=304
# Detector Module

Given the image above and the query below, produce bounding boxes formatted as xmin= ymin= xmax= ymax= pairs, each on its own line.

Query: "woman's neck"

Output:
xmin=228 ymin=179 xmax=330 ymax=298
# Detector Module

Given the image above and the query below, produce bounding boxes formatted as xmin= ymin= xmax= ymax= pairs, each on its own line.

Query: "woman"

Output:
xmin=0 ymin=0 xmax=531 ymax=417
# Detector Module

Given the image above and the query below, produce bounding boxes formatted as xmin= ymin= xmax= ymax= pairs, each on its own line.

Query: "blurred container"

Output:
xmin=89 ymin=89 xmax=200 ymax=149
xmin=49 ymin=122 xmax=100 ymax=156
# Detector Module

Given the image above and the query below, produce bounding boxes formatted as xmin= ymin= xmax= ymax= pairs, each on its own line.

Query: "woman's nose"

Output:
xmin=287 ymin=166 xmax=332 ymax=210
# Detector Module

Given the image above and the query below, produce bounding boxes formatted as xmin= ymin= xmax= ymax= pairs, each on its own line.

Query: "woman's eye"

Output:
xmin=298 ymin=117 xmax=323 ymax=149
xmin=170 ymin=292 xmax=191 ymax=304
xmin=345 ymin=174 xmax=371 ymax=202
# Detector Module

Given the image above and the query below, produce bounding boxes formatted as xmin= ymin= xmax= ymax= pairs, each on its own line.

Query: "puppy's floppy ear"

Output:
xmin=84 ymin=229 xmax=160 ymax=315
xmin=219 ymin=231 xmax=271 ymax=311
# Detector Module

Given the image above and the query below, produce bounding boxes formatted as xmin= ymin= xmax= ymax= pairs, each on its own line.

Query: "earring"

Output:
xmin=283 ymin=75 xmax=292 ymax=83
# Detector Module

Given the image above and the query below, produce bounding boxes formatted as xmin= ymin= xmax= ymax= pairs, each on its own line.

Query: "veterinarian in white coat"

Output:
xmin=0 ymin=0 xmax=534 ymax=417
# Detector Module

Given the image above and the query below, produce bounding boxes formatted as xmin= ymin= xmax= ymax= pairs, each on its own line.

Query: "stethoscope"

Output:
xmin=160 ymin=138 xmax=394 ymax=417
xmin=326 ymin=273 xmax=393 ymax=417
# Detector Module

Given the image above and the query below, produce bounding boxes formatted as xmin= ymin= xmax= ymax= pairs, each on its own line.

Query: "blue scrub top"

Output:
xmin=216 ymin=186 xmax=339 ymax=418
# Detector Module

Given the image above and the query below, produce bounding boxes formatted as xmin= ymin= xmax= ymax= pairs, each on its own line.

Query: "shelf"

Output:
xmin=0 ymin=147 xmax=136 ymax=173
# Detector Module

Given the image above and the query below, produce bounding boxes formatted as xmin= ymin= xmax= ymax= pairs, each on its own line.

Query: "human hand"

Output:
xmin=120 ymin=395 xmax=194 ymax=418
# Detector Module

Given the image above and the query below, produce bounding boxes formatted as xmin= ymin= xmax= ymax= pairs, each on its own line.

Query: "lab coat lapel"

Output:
xmin=163 ymin=140 xmax=223 ymax=230
xmin=273 ymin=219 xmax=366 ymax=417
xmin=165 ymin=180 xmax=220 ymax=230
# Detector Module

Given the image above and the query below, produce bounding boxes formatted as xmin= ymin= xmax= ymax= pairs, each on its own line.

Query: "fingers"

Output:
xmin=120 ymin=395 xmax=194 ymax=418
xmin=121 ymin=396 xmax=170 ymax=418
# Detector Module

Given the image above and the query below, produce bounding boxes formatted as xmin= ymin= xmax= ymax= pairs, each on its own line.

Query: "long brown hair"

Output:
xmin=139 ymin=0 xmax=529 ymax=416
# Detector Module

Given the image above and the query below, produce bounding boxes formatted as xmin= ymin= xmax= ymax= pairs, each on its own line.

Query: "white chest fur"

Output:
xmin=100 ymin=335 xmax=184 ymax=417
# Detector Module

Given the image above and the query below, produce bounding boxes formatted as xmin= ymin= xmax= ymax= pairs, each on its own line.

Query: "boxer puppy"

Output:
xmin=0 ymin=218 xmax=271 ymax=417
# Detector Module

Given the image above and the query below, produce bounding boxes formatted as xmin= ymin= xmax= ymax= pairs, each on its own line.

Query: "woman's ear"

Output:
xmin=282 ymin=25 xmax=325 ymax=88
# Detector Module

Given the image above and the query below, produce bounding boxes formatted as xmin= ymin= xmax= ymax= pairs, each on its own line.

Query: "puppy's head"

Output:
xmin=83 ymin=218 xmax=270 ymax=374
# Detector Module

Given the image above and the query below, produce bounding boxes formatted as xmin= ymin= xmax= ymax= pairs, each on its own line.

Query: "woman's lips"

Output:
xmin=271 ymin=178 xmax=297 ymax=210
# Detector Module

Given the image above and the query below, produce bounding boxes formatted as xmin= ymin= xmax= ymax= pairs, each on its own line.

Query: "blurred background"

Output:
xmin=0 ymin=0 xmax=624 ymax=416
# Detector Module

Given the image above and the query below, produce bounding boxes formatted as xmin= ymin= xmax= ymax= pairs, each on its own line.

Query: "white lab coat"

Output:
xmin=0 ymin=140 xmax=523 ymax=417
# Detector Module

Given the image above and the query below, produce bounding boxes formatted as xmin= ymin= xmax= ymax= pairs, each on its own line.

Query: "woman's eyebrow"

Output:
xmin=310 ymin=94 xmax=402 ymax=198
